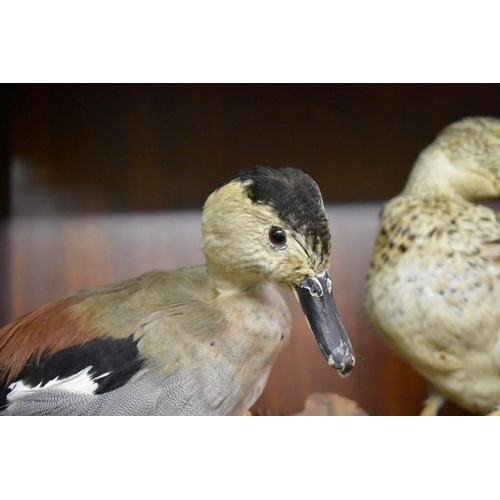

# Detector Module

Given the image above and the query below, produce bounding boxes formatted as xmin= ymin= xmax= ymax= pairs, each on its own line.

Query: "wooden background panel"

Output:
xmin=0 ymin=86 xmax=11 ymax=214
xmin=0 ymin=204 xmax=470 ymax=416
xmin=5 ymin=83 xmax=500 ymax=215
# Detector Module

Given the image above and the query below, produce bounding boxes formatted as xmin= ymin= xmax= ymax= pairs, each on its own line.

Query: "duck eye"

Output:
xmin=268 ymin=226 xmax=287 ymax=249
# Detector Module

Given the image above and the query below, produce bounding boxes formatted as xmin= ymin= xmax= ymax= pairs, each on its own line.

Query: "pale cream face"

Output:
xmin=404 ymin=117 xmax=500 ymax=201
xmin=438 ymin=117 xmax=500 ymax=195
xmin=201 ymin=180 xmax=330 ymax=290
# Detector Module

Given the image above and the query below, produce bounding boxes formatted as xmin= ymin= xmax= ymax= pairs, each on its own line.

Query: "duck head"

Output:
xmin=404 ymin=116 xmax=500 ymax=201
xmin=201 ymin=166 xmax=355 ymax=377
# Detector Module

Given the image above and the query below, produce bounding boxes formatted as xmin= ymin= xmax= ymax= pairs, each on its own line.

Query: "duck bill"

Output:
xmin=294 ymin=271 xmax=355 ymax=377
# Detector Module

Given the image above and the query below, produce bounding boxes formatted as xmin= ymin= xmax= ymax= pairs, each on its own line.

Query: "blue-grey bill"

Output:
xmin=294 ymin=271 xmax=355 ymax=377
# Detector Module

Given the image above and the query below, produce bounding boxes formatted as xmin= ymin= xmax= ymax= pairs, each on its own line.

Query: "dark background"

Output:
xmin=1 ymin=83 xmax=499 ymax=415
xmin=2 ymin=83 xmax=500 ymax=215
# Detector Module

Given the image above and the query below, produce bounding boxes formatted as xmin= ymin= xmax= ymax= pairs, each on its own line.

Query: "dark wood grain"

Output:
xmin=0 ymin=84 xmax=11 ymax=215
xmin=0 ymin=204 xmax=471 ymax=416
xmin=7 ymin=84 xmax=500 ymax=215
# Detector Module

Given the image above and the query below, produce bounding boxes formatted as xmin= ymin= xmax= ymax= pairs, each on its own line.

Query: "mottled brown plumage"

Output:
xmin=365 ymin=116 xmax=500 ymax=415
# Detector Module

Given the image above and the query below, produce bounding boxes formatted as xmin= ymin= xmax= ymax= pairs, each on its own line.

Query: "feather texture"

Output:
xmin=365 ymin=116 xmax=500 ymax=415
xmin=0 ymin=166 xmax=349 ymax=415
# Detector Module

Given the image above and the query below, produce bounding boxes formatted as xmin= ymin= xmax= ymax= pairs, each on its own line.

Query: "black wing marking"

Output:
xmin=1 ymin=335 xmax=145 ymax=410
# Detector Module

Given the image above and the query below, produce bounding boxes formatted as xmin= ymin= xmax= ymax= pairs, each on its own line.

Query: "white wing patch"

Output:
xmin=7 ymin=366 xmax=110 ymax=401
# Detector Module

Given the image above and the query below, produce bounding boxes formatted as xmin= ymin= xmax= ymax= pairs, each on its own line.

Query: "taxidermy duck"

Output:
xmin=365 ymin=116 xmax=500 ymax=415
xmin=0 ymin=166 xmax=355 ymax=416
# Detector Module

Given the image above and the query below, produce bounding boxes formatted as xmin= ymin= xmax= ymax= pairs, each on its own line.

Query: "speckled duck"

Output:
xmin=365 ymin=117 xmax=500 ymax=415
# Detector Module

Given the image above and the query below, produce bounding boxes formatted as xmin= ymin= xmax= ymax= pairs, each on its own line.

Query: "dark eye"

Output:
xmin=268 ymin=226 xmax=287 ymax=249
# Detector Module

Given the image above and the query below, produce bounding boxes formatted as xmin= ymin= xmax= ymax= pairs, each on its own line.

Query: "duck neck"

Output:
xmin=205 ymin=261 xmax=263 ymax=296
xmin=401 ymin=147 xmax=499 ymax=202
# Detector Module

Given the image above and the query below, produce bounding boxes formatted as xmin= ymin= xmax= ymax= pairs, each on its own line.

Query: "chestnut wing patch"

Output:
xmin=0 ymin=296 xmax=100 ymax=385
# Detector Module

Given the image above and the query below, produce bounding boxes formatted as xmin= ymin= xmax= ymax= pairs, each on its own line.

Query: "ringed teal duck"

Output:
xmin=0 ymin=166 xmax=355 ymax=415
xmin=365 ymin=117 xmax=500 ymax=415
